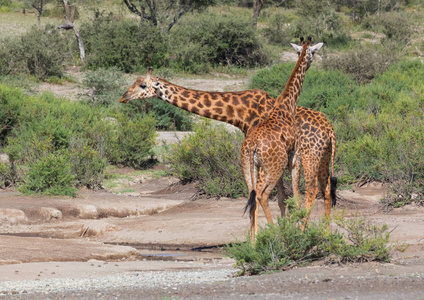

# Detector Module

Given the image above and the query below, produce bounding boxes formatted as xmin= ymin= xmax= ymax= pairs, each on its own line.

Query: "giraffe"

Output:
xmin=241 ymin=36 xmax=323 ymax=238
xmin=119 ymin=48 xmax=335 ymax=230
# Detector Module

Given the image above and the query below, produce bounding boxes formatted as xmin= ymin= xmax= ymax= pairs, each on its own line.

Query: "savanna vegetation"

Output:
xmin=1 ymin=0 xmax=424 ymax=210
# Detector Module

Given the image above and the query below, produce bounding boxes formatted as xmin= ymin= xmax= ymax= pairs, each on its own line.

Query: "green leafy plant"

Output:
xmin=82 ymin=67 xmax=126 ymax=106
xmin=81 ymin=16 xmax=167 ymax=72
xmin=226 ymin=199 xmax=397 ymax=275
xmin=19 ymin=152 xmax=77 ymax=197
xmin=0 ymin=25 xmax=68 ymax=80
xmin=167 ymin=120 xmax=246 ymax=198
xmin=106 ymin=112 xmax=158 ymax=169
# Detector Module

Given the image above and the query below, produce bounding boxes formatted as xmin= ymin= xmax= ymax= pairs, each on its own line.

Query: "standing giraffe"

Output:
xmin=241 ymin=37 xmax=323 ymax=238
xmin=119 ymin=48 xmax=335 ymax=229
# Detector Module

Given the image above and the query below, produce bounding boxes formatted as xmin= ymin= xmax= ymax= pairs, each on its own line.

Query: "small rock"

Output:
xmin=0 ymin=209 xmax=28 ymax=225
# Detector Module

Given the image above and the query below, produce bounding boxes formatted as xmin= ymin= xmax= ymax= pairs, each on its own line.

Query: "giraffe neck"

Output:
xmin=276 ymin=46 xmax=308 ymax=117
xmin=154 ymin=79 xmax=272 ymax=133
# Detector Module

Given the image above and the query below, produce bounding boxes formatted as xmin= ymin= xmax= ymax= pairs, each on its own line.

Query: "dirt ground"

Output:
xmin=1 ymin=73 xmax=424 ymax=298
xmin=1 ymin=173 xmax=424 ymax=298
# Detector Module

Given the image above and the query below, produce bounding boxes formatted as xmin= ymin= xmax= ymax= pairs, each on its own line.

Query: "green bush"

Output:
xmin=262 ymin=11 xmax=295 ymax=46
xmin=106 ymin=112 xmax=158 ymax=169
xmin=82 ymin=67 xmax=127 ymax=106
xmin=0 ymin=84 xmax=158 ymax=193
xmin=0 ymin=25 xmax=68 ymax=80
xmin=0 ymin=162 xmax=13 ymax=188
xmin=69 ymin=137 xmax=108 ymax=189
xmin=170 ymin=13 xmax=270 ymax=71
xmin=81 ymin=16 xmax=168 ymax=72
xmin=226 ymin=199 xmax=395 ymax=275
xmin=167 ymin=120 xmax=246 ymax=198
xmin=292 ymin=8 xmax=351 ymax=48
xmin=121 ymin=98 xmax=193 ymax=131
xmin=322 ymin=46 xmax=398 ymax=83
xmin=19 ymin=152 xmax=77 ymax=197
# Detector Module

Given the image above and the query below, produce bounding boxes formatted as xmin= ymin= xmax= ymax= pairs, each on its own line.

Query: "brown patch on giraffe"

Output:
xmin=181 ymin=102 xmax=189 ymax=111
xmin=215 ymin=101 xmax=224 ymax=107
xmin=214 ymin=108 xmax=223 ymax=114
xmin=226 ymin=106 xmax=235 ymax=118
xmin=204 ymin=110 xmax=211 ymax=118
xmin=204 ymin=96 xmax=212 ymax=107
xmin=191 ymin=107 xmax=199 ymax=114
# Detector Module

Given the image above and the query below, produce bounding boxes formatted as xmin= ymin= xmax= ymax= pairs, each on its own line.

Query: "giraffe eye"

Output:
xmin=140 ymin=83 xmax=147 ymax=89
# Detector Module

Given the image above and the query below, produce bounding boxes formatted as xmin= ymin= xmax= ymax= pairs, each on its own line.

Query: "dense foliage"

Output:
xmin=0 ymin=84 xmax=157 ymax=195
xmin=0 ymin=25 xmax=68 ymax=80
xmin=80 ymin=16 xmax=168 ymax=73
xmin=167 ymin=120 xmax=246 ymax=198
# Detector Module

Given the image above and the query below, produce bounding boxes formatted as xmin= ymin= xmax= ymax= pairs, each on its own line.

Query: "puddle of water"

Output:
xmin=138 ymin=249 xmax=223 ymax=261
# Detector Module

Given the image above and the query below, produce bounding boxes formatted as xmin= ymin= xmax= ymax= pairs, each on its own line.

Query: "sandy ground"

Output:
xmin=1 ymin=175 xmax=424 ymax=299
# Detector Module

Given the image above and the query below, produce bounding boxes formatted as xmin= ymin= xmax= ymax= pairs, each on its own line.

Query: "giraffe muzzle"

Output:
xmin=119 ymin=93 xmax=131 ymax=103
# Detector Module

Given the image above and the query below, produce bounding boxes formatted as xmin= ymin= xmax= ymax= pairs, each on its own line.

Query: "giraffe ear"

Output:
xmin=310 ymin=42 xmax=324 ymax=53
xmin=290 ymin=43 xmax=303 ymax=53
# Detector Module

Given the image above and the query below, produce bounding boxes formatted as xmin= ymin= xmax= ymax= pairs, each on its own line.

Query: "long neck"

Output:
xmin=155 ymin=79 xmax=273 ymax=134
xmin=276 ymin=47 xmax=308 ymax=117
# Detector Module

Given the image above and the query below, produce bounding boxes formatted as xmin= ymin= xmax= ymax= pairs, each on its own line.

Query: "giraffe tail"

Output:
xmin=330 ymin=133 xmax=337 ymax=207
xmin=244 ymin=150 xmax=257 ymax=219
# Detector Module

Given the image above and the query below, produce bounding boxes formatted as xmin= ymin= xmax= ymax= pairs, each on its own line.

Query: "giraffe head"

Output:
xmin=119 ymin=67 xmax=160 ymax=103
xmin=290 ymin=36 xmax=323 ymax=70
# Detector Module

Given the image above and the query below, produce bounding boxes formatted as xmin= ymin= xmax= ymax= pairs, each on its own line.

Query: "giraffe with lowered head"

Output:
xmin=120 ymin=44 xmax=335 ymax=232
xmin=242 ymin=36 xmax=323 ymax=238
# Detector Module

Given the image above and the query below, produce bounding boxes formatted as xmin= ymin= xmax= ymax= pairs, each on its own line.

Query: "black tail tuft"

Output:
xmin=244 ymin=190 xmax=257 ymax=217
xmin=330 ymin=177 xmax=338 ymax=207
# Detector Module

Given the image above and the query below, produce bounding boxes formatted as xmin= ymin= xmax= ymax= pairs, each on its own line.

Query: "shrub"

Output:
xmin=167 ymin=120 xmax=246 ymax=198
xmin=262 ymin=11 xmax=295 ymax=46
xmin=121 ymin=98 xmax=194 ymax=131
xmin=379 ymin=11 xmax=411 ymax=43
xmin=82 ymin=67 xmax=127 ymax=106
xmin=0 ymin=162 xmax=13 ymax=188
xmin=170 ymin=13 xmax=270 ymax=71
xmin=226 ymin=199 xmax=395 ymax=275
xmin=0 ymin=25 xmax=68 ymax=80
xmin=322 ymin=46 xmax=397 ymax=83
xmin=106 ymin=112 xmax=158 ymax=169
xmin=292 ymin=8 xmax=351 ymax=48
xmin=19 ymin=152 xmax=77 ymax=197
xmin=68 ymin=137 xmax=107 ymax=189
xmin=0 ymin=84 xmax=158 ymax=192
xmin=81 ymin=16 xmax=168 ymax=72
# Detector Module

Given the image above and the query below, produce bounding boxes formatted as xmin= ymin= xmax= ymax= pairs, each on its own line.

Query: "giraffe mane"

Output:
xmin=277 ymin=43 xmax=308 ymax=102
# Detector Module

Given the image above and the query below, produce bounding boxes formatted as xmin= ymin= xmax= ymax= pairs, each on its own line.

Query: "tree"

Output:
xmin=56 ymin=0 xmax=85 ymax=65
xmin=122 ymin=0 xmax=216 ymax=32
xmin=23 ymin=0 xmax=52 ymax=27
xmin=252 ymin=0 xmax=264 ymax=26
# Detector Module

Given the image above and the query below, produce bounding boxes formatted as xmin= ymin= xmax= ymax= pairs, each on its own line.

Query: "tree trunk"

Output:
xmin=57 ymin=0 xmax=85 ymax=65
xmin=253 ymin=0 xmax=264 ymax=26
